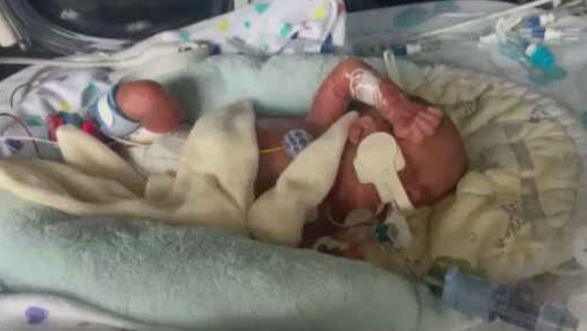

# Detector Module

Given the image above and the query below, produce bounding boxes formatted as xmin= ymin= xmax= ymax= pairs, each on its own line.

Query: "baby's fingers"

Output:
xmin=418 ymin=107 xmax=442 ymax=127
xmin=414 ymin=116 xmax=436 ymax=137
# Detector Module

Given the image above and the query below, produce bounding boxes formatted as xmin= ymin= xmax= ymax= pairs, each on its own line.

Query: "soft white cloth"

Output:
xmin=180 ymin=0 xmax=345 ymax=55
xmin=247 ymin=110 xmax=357 ymax=245
xmin=127 ymin=129 xmax=191 ymax=175
xmin=17 ymin=68 xmax=112 ymax=120
xmin=0 ymin=101 xmax=354 ymax=244
xmin=0 ymin=101 xmax=255 ymax=233
xmin=1 ymin=68 xmax=113 ymax=158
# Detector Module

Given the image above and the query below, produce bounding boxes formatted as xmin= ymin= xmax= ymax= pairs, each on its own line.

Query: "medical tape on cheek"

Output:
xmin=353 ymin=132 xmax=414 ymax=212
xmin=348 ymin=69 xmax=383 ymax=108
xmin=386 ymin=164 xmax=413 ymax=212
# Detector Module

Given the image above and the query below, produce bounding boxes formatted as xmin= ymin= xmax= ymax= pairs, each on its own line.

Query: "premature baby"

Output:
xmin=110 ymin=58 xmax=466 ymax=250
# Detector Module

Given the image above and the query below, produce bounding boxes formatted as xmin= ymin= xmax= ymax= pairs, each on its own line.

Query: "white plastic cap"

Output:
xmin=406 ymin=43 xmax=422 ymax=55
xmin=540 ymin=13 xmax=556 ymax=26
xmin=479 ymin=34 xmax=498 ymax=45
xmin=0 ymin=11 xmax=17 ymax=47
xmin=552 ymin=0 xmax=562 ymax=8
xmin=544 ymin=28 xmax=562 ymax=41
xmin=159 ymin=31 xmax=182 ymax=42
xmin=525 ymin=43 xmax=538 ymax=57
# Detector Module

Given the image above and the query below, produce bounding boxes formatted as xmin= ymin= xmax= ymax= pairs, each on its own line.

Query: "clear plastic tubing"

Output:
xmin=499 ymin=37 xmax=556 ymax=71
xmin=521 ymin=5 xmax=586 ymax=28
xmin=520 ymin=27 xmax=587 ymax=42
xmin=389 ymin=41 xmax=442 ymax=56
xmin=522 ymin=13 xmax=558 ymax=28
xmin=440 ymin=267 xmax=580 ymax=331
xmin=389 ymin=36 xmax=480 ymax=56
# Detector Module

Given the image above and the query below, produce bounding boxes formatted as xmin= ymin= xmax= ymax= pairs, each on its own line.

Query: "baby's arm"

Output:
xmin=306 ymin=59 xmax=360 ymax=135
xmin=306 ymin=58 xmax=441 ymax=142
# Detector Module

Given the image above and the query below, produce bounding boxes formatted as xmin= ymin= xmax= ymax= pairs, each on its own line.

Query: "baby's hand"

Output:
xmin=348 ymin=116 xmax=378 ymax=145
xmin=372 ymin=80 xmax=443 ymax=143
xmin=391 ymin=106 xmax=442 ymax=143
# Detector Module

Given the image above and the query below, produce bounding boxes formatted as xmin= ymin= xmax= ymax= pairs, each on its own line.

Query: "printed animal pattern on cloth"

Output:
xmin=496 ymin=202 xmax=528 ymax=249
xmin=25 ymin=306 xmax=49 ymax=325
xmin=0 ymin=294 xmax=152 ymax=330
xmin=203 ymin=0 xmax=345 ymax=54
xmin=530 ymin=104 xmax=555 ymax=123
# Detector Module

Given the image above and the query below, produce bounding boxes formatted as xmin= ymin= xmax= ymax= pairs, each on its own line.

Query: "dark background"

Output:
xmin=344 ymin=0 xmax=518 ymax=11
xmin=0 ymin=0 xmax=524 ymax=78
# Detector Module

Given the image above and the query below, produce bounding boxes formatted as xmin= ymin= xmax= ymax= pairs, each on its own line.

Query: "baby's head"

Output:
xmin=397 ymin=116 xmax=466 ymax=205
xmin=330 ymin=109 xmax=466 ymax=215
xmin=115 ymin=80 xmax=185 ymax=134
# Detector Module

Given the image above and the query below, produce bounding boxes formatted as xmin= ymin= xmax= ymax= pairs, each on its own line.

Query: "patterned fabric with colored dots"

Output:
xmin=0 ymin=293 xmax=177 ymax=330
xmin=2 ymin=68 xmax=114 ymax=159
xmin=180 ymin=0 xmax=346 ymax=55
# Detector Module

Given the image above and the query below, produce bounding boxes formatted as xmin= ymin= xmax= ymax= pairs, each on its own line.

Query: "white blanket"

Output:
xmin=0 ymin=101 xmax=356 ymax=244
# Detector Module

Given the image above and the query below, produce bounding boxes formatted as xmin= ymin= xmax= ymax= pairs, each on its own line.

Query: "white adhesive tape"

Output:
xmin=353 ymin=132 xmax=414 ymax=211
xmin=349 ymin=69 xmax=382 ymax=107
xmin=96 ymin=93 xmax=114 ymax=128
xmin=0 ymin=11 xmax=17 ymax=47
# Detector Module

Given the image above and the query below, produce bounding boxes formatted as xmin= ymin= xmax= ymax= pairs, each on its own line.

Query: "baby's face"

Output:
xmin=329 ymin=110 xmax=466 ymax=215
xmin=396 ymin=117 xmax=466 ymax=205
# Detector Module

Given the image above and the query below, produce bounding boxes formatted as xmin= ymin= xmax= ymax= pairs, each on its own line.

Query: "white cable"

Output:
xmin=0 ymin=39 xmax=185 ymax=68
xmin=563 ymin=0 xmax=584 ymax=7
xmin=108 ymin=135 xmax=153 ymax=147
xmin=0 ymin=136 xmax=59 ymax=147
xmin=397 ymin=0 xmax=561 ymax=41
xmin=0 ymin=10 xmax=17 ymax=47
xmin=0 ymin=57 xmax=125 ymax=68
xmin=437 ymin=12 xmax=487 ymax=18
xmin=1 ymin=134 xmax=151 ymax=150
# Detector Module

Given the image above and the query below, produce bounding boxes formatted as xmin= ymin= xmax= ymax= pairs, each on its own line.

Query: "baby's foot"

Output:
xmin=348 ymin=116 xmax=378 ymax=145
xmin=392 ymin=106 xmax=442 ymax=143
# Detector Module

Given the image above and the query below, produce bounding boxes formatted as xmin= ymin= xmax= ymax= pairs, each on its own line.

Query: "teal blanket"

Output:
xmin=0 ymin=193 xmax=469 ymax=330
xmin=152 ymin=54 xmax=423 ymax=119
xmin=0 ymin=55 xmax=470 ymax=330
